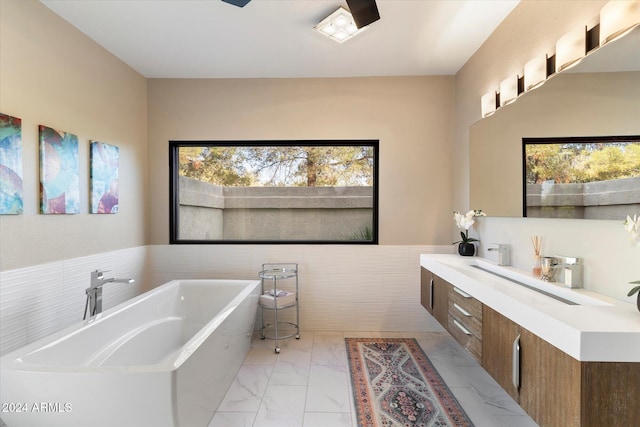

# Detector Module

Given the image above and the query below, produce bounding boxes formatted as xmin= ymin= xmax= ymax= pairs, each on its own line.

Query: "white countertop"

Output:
xmin=420 ymin=254 xmax=640 ymax=362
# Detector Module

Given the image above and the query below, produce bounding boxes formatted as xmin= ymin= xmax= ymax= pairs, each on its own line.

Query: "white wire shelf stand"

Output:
xmin=258 ymin=262 xmax=300 ymax=354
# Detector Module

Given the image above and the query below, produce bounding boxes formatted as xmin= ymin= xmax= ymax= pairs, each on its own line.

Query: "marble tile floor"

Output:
xmin=208 ymin=330 xmax=539 ymax=427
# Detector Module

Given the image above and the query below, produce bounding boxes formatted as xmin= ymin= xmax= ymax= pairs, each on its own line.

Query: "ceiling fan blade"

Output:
xmin=221 ymin=0 xmax=252 ymax=7
xmin=346 ymin=0 xmax=380 ymax=29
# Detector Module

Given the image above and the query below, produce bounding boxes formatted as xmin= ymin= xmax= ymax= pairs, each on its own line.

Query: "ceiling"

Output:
xmin=40 ymin=0 xmax=520 ymax=79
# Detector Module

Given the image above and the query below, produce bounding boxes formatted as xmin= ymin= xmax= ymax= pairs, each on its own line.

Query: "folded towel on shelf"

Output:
xmin=267 ymin=289 xmax=288 ymax=297
xmin=260 ymin=290 xmax=296 ymax=308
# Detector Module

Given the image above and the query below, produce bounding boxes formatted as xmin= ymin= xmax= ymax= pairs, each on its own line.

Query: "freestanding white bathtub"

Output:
xmin=0 ymin=279 xmax=260 ymax=427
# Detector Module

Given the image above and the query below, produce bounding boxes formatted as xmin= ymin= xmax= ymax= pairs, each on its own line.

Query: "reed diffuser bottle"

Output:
xmin=531 ymin=235 xmax=542 ymax=278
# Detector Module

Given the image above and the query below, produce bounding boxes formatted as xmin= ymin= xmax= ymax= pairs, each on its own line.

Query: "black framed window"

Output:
xmin=169 ymin=140 xmax=379 ymax=244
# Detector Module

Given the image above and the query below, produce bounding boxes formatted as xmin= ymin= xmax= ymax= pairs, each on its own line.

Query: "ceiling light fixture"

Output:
xmin=478 ymin=1 xmax=640 ymax=120
xmin=221 ymin=0 xmax=252 ymax=7
xmin=481 ymin=91 xmax=498 ymax=117
xmin=314 ymin=7 xmax=366 ymax=43
xmin=600 ymin=0 xmax=640 ymax=45
xmin=524 ymin=54 xmax=548 ymax=91
xmin=556 ymin=26 xmax=587 ymax=72
xmin=499 ymin=75 xmax=519 ymax=106
xmin=346 ymin=0 xmax=381 ymax=29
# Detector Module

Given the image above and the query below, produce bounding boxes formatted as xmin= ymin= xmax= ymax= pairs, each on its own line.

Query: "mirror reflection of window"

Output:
xmin=523 ymin=136 xmax=640 ymax=219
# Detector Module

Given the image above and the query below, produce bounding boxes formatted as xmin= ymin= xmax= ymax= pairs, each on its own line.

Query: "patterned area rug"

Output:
xmin=346 ymin=338 xmax=474 ymax=427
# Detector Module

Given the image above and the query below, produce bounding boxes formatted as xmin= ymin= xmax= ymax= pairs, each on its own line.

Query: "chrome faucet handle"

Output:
xmin=91 ymin=269 xmax=112 ymax=280
xmin=553 ymin=255 xmax=580 ymax=265
xmin=85 ymin=270 xmax=133 ymax=320
xmin=90 ymin=269 xmax=112 ymax=290
xmin=553 ymin=255 xmax=582 ymax=288
xmin=488 ymin=243 xmax=511 ymax=266
xmin=489 ymin=243 xmax=509 ymax=251
xmin=92 ymin=269 xmax=111 ymax=275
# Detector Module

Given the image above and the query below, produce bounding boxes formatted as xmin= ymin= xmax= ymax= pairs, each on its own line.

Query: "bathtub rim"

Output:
xmin=0 ymin=279 xmax=260 ymax=373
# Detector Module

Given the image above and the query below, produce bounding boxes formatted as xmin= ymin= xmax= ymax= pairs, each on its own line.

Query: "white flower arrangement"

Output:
xmin=453 ymin=209 xmax=486 ymax=244
xmin=624 ymin=214 xmax=640 ymax=244
xmin=623 ymin=214 xmax=640 ymax=298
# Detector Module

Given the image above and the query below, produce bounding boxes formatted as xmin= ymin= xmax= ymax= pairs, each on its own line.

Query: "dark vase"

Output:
xmin=637 ymin=293 xmax=640 ymax=312
xmin=458 ymin=242 xmax=475 ymax=257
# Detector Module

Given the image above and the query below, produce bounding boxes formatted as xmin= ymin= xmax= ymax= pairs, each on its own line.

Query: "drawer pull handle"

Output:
xmin=453 ymin=303 xmax=471 ymax=317
xmin=453 ymin=319 xmax=471 ymax=335
xmin=429 ymin=278 xmax=434 ymax=310
xmin=512 ymin=334 xmax=521 ymax=391
xmin=453 ymin=287 xmax=471 ymax=298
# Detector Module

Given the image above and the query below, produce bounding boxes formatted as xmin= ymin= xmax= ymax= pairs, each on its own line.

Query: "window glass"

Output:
xmin=169 ymin=141 xmax=378 ymax=243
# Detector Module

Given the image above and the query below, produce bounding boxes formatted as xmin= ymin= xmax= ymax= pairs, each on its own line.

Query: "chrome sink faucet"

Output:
xmin=488 ymin=243 xmax=511 ymax=266
xmin=553 ymin=256 xmax=582 ymax=288
xmin=84 ymin=270 xmax=134 ymax=320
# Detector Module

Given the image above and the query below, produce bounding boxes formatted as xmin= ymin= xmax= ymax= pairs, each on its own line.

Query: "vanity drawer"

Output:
xmin=448 ymin=314 xmax=482 ymax=363
xmin=448 ymin=298 xmax=482 ymax=339
xmin=448 ymin=286 xmax=483 ymax=321
xmin=447 ymin=285 xmax=483 ymax=363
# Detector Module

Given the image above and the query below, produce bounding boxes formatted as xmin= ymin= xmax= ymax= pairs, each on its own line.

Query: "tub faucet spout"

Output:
xmin=84 ymin=270 xmax=134 ymax=320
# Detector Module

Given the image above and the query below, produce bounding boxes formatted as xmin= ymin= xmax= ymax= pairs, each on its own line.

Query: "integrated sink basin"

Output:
xmin=471 ymin=264 xmax=579 ymax=305
xmin=434 ymin=257 xmax=611 ymax=307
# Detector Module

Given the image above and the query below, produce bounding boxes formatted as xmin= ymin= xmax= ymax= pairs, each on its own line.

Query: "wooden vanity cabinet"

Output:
xmin=421 ymin=268 xmax=483 ymax=363
xmin=519 ymin=328 xmax=582 ymax=427
xmin=483 ymin=306 xmax=580 ymax=425
xmin=431 ymin=274 xmax=450 ymax=326
xmin=447 ymin=285 xmax=482 ymax=363
xmin=482 ymin=306 xmax=521 ymax=400
xmin=483 ymin=305 xmax=640 ymax=427
xmin=420 ymin=267 xmax=448 ymax=326
xmin=420 ymin=267 xmax=432 ymax=312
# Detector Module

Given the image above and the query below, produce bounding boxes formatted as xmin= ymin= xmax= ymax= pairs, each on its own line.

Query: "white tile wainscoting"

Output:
xmin=146 ymin=244 xmax=450 ymax=333
xmin=0 ymin=244 xmax=450 ymax=357
xmin=0 ymin=246 xmax=147 ymax=357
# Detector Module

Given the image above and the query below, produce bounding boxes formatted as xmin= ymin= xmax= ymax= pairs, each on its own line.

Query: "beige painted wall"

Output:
xmin=3 ymin=0 xmax=632 ymax=299
xmin=0 ymin=0 xmax=148 ymax=271
xmin=147 ymin=76 xmax=455 ymax=245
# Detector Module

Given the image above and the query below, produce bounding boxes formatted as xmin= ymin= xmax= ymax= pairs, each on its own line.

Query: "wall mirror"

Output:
xmin=470 ymin=26 xmax=640 ymax=219
xmin=169 ymin=140 xmax=378 ymax=244
xmin=523 ymin=135 xmax=640 ymax=219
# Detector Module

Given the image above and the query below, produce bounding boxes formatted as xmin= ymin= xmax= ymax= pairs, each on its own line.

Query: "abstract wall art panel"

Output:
xmin=90 ymin=141 xmax=119 ymax=214
xmin=39 ymin=125 xmax=80 ymax=214
xmin=0 ymin=113 xmax=24 ymax=214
